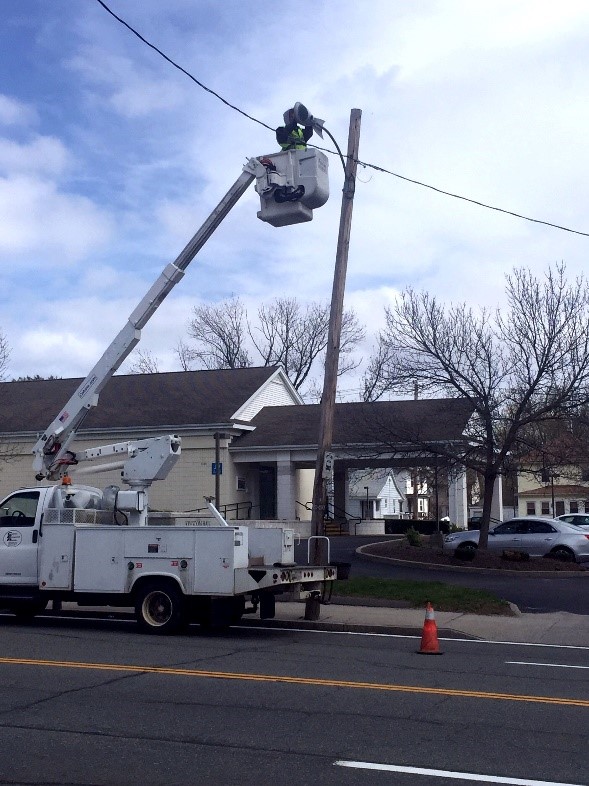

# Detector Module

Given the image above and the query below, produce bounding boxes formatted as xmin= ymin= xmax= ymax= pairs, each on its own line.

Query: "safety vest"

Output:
xmin=279 ymin=126 xmax=307 ymax=151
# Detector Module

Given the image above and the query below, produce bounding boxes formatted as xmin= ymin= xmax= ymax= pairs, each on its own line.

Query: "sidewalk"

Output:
xmin=55 ymin=601 xmax=589 ymax=647
xmin=258 ymin=600 xmax=589 ymax=647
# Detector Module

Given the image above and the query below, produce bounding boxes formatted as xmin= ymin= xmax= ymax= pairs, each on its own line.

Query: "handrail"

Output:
xmin=219 ymin=501 xmax=253 ymax=520
xmin=295 ymin=499 xmax=362 ymax=535
xmin=307 ymin=536 xmax=330 ymax=564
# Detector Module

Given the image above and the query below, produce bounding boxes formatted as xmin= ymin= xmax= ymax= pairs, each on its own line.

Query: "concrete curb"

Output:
xmin=238 ymin=616 xmax=472 ymax=639
xmin=36 ymin=605 xmax=449 ymax=639
xmin=356 ymin=543 xmax=589 ymax=577
xmin=26 ymin=601 xmax=589 ymax=646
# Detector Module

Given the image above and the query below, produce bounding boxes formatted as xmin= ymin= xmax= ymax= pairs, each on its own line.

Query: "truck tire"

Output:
xmin=195 ymin=596 xmax=244 ymax=629
xmin=134 ymin=581 xmax=186 ymax=634
xmin=10 ymin=599 xmax=48 ymax=621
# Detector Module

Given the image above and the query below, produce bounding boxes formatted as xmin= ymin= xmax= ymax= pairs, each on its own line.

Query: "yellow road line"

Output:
xmin=0 ymin=656 xmax=587 ymax=708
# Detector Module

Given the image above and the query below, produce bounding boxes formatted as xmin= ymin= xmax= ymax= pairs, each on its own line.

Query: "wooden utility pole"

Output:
xmin=412 ymin=381 xmax=419 ymax=520
xmin=310 ymin=108 xmax=362 ymax=564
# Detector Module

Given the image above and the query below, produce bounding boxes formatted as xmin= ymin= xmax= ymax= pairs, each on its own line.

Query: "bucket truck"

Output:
xmin=0 ymin=144 xmax=336 ymax=633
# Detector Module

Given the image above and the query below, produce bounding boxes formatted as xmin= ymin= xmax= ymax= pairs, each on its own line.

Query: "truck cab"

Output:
xmin=0 ymin=484 xmax=102 ymax=588
xmin=0 ymin=487 xmax=52 ymax=586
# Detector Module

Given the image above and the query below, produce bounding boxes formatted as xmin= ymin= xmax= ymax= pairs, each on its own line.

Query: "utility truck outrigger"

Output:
xmin=0 ymin=126 xmax=336 ymax=633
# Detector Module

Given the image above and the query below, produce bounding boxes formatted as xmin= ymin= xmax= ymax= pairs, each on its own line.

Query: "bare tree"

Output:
xmin=0 ymin=330 xmax=9 ymax=381
xmin=128 ymin=349 xmax=160 ymax=374
xmin=0 ymin=330 xmax=19 ymax=467
xmin=180 ymin=296 xmax=364 ymax=394
xmin=363 ymin=264 xmax=589 ymax=548
xmin=184 ymin=297 xmax=251 ymax=370
xmin=250 ymin=297 xmax=365 ymax=391
xmin=175 ymin=339 xmax=195 ymax=372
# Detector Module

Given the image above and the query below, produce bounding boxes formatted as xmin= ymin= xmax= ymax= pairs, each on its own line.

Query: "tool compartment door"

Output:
xmin=73 ymin=528 xmax=126 ymax=592
xmin=193 ymin=528 xmax=247 ymax=594
xmin=39 ymin=525 xmax=75 ymax=590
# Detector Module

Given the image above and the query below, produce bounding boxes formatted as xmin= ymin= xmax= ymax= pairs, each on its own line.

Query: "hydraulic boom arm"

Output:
xmin=33 ymin=158 xmax=259 ymax=481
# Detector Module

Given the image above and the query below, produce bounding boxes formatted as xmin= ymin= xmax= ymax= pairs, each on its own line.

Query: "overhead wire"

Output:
xmin=95 ymin=0 xmax=589 ymax=239
xmin=94 ymin=0 xmax=273 ymax=133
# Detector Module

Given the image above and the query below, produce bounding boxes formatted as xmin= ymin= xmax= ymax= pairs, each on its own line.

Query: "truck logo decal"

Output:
xmin=78 ymin=374 xmax=97 ymax=399
xmin=3 ymin=531 xmax=22 ymax=547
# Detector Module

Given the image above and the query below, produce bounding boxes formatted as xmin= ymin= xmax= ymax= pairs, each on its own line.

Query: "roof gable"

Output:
xmin=231 ymin=367 xmax=302 ymax=420
xmin=349 ymin=469 xmax=395 ymax=498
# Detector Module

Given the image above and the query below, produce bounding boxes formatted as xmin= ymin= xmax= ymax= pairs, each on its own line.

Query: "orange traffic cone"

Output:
xmin=417 ymin=602 xmax=443 ymax=654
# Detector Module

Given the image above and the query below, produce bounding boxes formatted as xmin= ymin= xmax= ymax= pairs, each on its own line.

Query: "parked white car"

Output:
xmin=558 ymin=513 xmax=589 ymax=530
xmin=443 ymin=517 xmax=589 ymax=563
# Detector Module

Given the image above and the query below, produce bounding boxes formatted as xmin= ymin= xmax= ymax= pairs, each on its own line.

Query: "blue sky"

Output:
xmin=2 ymin=0 xmax=589 ymax=397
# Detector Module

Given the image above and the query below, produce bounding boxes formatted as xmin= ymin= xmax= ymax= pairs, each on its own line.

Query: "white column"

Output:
xmin=491 ymin=475 xmax=504 ymax=523
xmin=276 ymin=452 xmax=296 ymax=520
xmin=448 ymin=469 xmax=468 ymax=529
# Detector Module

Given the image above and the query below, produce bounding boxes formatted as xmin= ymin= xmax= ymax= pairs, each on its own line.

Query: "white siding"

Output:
xmin=233 ymin=377 xmax=299 ymax=421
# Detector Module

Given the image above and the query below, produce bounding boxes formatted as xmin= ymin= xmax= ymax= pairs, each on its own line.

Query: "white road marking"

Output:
xmin=506 ymin=661 xmax=589 ymax=670
xmin=334 ymin=761 xmax=585 ymax=786
xmin=240 ymin=624 xmax=589 ymax=650
xmin=2 ymin=613 xmax=588 ymax=652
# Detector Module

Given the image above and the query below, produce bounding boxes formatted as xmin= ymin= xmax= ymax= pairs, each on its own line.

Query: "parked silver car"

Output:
xmin=558 ymin=513 xmax=589 ymax=530
xmin=443 ymin=517 xmax=589 ymax=562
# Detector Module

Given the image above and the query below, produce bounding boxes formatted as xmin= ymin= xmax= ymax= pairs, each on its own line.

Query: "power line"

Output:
xmin=353 ymin=161 xmax=589 ymax=238
xmin=95 ymin=0 xmax=589 ymax=239
xmin=94 ymin=0 xmax=273 ymax=133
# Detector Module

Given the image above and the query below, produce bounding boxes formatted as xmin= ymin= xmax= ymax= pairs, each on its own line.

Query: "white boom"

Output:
xmin=32 ymin=158 xmax=259 ymax=482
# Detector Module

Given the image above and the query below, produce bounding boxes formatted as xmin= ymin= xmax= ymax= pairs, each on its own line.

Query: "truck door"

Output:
xmin=0 ymin=490 xmax=43 ymax=585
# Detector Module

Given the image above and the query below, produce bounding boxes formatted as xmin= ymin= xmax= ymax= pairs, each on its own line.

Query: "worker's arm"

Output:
xmin=275 ymin=120 xmax=313 ymax=146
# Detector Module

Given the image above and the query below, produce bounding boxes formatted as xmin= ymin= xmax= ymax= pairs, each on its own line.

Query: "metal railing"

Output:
xmin=295 ymin=500 xmax=362 ymax=535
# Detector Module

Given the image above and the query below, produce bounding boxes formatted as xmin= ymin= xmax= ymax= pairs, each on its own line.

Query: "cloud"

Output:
xmin=2 ymin=0 xmax=589 ymax=394
xmin=66 ymin=46 xmax=189 ymax=118
xmin=0 ymin=175 xmax=113 ymax=264
xmin=0 ymin=94 xmax=37 ymax=127
xmin=0 ymin=135 xmax=71 ymax=176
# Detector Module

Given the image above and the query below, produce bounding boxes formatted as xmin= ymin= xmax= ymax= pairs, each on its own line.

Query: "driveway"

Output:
xmin=296 ymin=536 xmax=588 ymax=615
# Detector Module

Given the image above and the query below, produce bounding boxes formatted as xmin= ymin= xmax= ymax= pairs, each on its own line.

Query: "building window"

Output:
xmin=555 ymin=500 xmax=565 ymax=516
xmin=526 ymin=502 xmax=536 ymax=515
xmin=570 ymin=500 xmax=579 ymax=513
xmin=236 ymin=477 xmax=247 ymax=492
xmin=541 ymin=501 xmax=550 ymax=515
xmin=375 ymin=500 xmax=381 ymax=513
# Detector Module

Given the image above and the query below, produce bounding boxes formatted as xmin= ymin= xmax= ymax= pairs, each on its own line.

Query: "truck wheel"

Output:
xmin=231 ymin=596 xmax=246 ymax=624
xmin=10 ymin=599 xmax=48 ymax=621
xmin=135 ymin=581 xmax=186 ymax=634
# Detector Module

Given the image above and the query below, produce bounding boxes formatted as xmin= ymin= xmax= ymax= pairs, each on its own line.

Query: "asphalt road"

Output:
xmin=297 ymin=536 xmax=589 ymax=615
xmin=0 ymin=615 xmax=587 ymax=786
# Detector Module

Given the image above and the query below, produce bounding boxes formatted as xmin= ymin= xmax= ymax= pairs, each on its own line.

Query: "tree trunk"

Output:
xmin=478 ymin=472 xmax=498 ymax=549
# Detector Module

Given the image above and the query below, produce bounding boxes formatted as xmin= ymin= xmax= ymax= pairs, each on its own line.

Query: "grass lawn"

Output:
xmin=330 ymin=576 xmax=513 ymax=615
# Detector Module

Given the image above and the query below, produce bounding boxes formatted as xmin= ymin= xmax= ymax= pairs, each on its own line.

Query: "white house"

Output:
xmin=347 ymin=469 xmax=406 ymax=520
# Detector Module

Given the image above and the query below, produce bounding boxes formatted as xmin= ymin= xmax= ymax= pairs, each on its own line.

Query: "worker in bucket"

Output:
xmin=276 ymin=107 xmax=314 ymax=151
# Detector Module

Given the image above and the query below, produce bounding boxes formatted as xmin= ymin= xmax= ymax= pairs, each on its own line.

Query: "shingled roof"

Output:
xmin=232 ymin=397 xmax=475 ymax=449
xmin=0 ymin=367 xmax=281 ymax=434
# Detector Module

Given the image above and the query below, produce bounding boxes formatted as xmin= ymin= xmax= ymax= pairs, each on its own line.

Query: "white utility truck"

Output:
xmin=0 ymin=138 xmax=337 ymax=633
